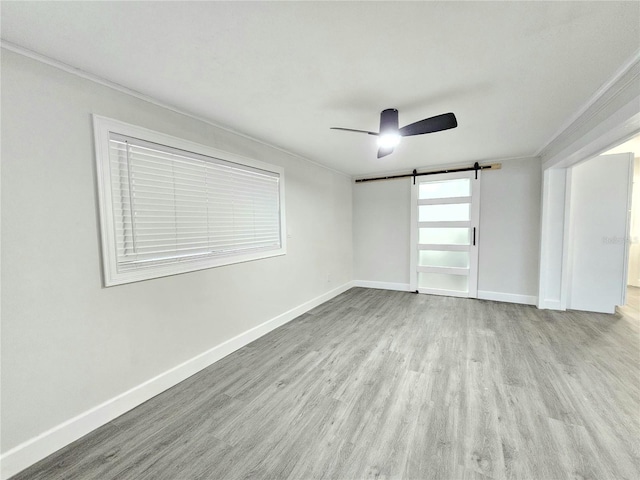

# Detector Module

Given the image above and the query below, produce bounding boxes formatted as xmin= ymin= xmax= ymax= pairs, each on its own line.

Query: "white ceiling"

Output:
xmin=2 ymin=1 xmax=639 ymax=176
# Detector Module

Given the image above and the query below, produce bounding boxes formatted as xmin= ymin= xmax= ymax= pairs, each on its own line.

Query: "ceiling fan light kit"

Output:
xmin=331 ymin=108 xmax=458 ymax=158
xmin=377 ymin=133 xmax=401 ymax=149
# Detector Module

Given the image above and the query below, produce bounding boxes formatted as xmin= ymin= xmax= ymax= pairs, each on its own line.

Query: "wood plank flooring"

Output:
xmin=619 ymin=286 xmax=639 ymax=321
xmin=12 ymin=288 xmax=640 ymax=479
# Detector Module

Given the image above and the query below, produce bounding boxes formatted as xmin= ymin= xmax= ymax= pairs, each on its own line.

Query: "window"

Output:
xmin=93 ymin=116 xmax=286 ymax=286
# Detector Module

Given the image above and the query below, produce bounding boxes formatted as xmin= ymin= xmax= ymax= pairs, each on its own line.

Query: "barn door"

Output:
xmin=410 ymin=171 xmax=481 ymax=297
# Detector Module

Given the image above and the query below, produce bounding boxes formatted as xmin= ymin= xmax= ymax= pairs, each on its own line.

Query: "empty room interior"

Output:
xmin=2 ymin=2 xmax=640 ymax=479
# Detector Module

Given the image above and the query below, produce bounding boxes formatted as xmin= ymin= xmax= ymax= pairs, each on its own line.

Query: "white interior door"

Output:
xmin=567 ymin=152 xmax=633 ymax=313
xmin=628 ymin=157 xmax=640 ymax=288
xmin=410 ymin=171 xmax=481 ymax=297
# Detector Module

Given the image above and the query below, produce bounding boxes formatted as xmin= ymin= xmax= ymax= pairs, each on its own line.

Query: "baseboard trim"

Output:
xmin=353 ymin=280 xmax=411 ymax=292
xmin=537 ymin=299 xmax=564 ymax=310
xmin=477 ymin=290 xmax=538 ymax=306
xmin=0 ymin=282 xmax=354 ymax=480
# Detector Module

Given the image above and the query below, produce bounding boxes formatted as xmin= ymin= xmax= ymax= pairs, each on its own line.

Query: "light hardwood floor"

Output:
xmin=12 ymin=288 xmax=640 ymax=479
xmin=619 ymin=286 xmax=639 ymax=321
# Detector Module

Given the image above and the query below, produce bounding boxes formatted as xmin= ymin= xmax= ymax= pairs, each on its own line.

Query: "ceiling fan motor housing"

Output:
xmin=380 ymin=108 xmax=399 ymax=134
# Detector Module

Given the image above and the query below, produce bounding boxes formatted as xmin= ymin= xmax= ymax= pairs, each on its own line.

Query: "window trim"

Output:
xmin=93 ymin=115 xmax=286 ymax=286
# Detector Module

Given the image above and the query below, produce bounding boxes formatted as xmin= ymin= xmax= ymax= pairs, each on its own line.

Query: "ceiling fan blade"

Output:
xmin=377 ymin=146 xmax=395 ymax=158
xmin=398 ymin=112 xmax=457 ymax=137
xmin=330 ymin=127 xmax=378 ymax=136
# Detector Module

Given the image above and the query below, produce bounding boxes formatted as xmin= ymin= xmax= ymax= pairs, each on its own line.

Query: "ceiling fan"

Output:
xmin=331 ymin=109 xmax=458 ymax=158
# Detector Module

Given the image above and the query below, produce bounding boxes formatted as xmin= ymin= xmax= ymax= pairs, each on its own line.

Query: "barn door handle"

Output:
xmin=473 ymin=227 xmax=476 ymax=246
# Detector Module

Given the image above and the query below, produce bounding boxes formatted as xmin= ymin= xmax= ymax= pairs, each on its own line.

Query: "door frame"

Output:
xmin=539 ymin=143 xmax=639 ymax=311
xmin=537 ymin=51 xmax=639 ymax=310
xmin=409 ymin=170 xmax=481 ymax=297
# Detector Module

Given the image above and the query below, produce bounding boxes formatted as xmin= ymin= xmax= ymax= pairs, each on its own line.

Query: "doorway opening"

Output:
xmin=601 ymin=135 xmax=640 ymax=319
xmin=564 ymin=152 xmax=633 ymax=313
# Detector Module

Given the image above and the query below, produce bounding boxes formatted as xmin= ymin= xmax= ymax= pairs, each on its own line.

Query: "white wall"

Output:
xmin=477 ymin=158 xmax=541 ymax=302
xmin=352 ymin=179 xmax=411 ymax=289
xmin=352 ymin=158 xmax=541 ymax=302
xmin=1 ymin=49 xmax=353 ymax=458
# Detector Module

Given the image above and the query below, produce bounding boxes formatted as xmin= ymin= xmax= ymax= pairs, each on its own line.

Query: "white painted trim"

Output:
xmin=621 ymin=157 xmax=635 ymax=306
xmin=561 ymin=167 xmax=574 ymax=311
xmin=409 ymin=177 xmax=419 ymax=292
xmin=353 ymin=280 xmax=411 ymax=292
xmin=469 ymin=171 xmax=481 ymax=298
xmin=418 ymin=287 xmax=469 ymax=298
xmin=417 ymin=220 xmax=469 ymax=228
xmin=418 ymin=196 xmax=471 ymax=205
xmin=354 ymin=282 xmax=539 ymax=306
xmin=536 ymin=48 xmax=640 ymax=157
xmin=537 ymin=168 xmax=568 ymax=311
xmin=478 ymin=290 xmax=538 ymax=306
xmin=0 ymin=41 xmax=350 ymax=179
xmin=537 ymin=167 xmax=551 ymax=308
xmin=538 ymin=299 xmax=564 ymax=310
xmin=92 ymin=115 xmax=287 ymax=287
xmin=0 ymin=282 xmax=354 ymax=480
xmin=542 ymin=100 xmax=640 ymax=170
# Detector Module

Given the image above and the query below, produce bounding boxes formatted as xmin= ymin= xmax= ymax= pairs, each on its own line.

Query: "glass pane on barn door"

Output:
xmin=419 ymin=250 xmax=469 ymax=269
xmin=418 ymin=178 xmax=470 ymax=199
xmin=419 ymin=227 xmax=470 ymax=245
xmin=419 ymin=203 xmax=470 ymax=222
xmin=418 ymin=272 xmax=469 ymax=292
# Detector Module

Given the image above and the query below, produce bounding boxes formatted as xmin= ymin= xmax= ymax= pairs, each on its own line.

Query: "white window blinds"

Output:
xmin=93 ymin=116 xmax=286 ymax=286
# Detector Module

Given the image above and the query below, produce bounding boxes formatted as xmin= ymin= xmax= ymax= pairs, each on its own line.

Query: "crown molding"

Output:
xmin=537 ymin=49 xmax=640 ymax=162
xmin=0 ymin=40 xmax=351 ymax=178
